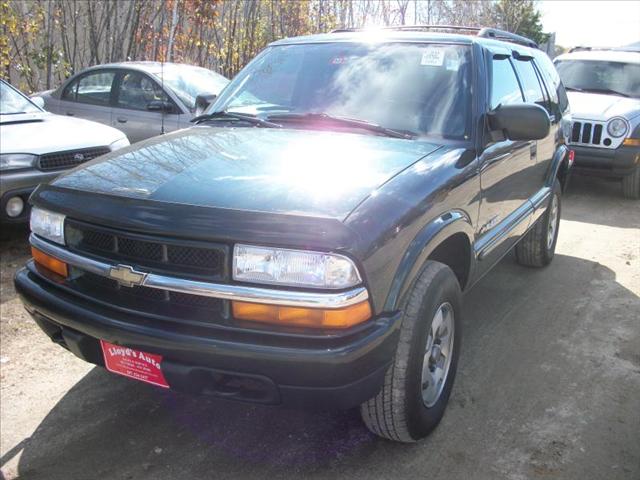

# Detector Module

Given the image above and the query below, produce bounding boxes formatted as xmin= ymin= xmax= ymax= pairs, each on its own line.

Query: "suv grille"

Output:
xmin=65 ymin=219 xmax=228 ymax=280
xmin=61 ymin=219 xmax=229 ymax=323
xmin=69 ymin=270 xmax=225 ymax=321
xmin=38 ymin=146 xmax=110 ymax=171
xmin=570 ymin=121 xmax=609 ymax=147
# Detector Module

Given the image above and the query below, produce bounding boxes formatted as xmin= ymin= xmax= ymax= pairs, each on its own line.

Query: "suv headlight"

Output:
xmin=30 ymin=207 xmax=66 ymax=245
xmin=607 ymin=117 xmax=628 ymax=138
xmin=233 ymin=244 xmax=362 ymax=289
xmin=0 ymin=153 xmax=37 ymax=171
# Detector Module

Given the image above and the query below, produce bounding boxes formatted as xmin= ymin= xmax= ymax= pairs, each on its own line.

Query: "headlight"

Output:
xmin=30 ymin=207 xmax=66 ymax=245
xmin=233 ymin=244 xmax=362 ymax=289
xmin=109 ymin=137 xmax=130 ymax=151
xmin=607 ymin=117 xmax=628 ymax=138
xmin=0 ymin=153 xmax=37 ymax=171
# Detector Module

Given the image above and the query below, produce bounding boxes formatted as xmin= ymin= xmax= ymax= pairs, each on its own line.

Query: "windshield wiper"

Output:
xmin=580 ymin=87 xmax=630 ymax=98
xmin=566 ymin=86 xmax=630 ymax=98
xmin=191 ymin=110 xmax=282 ymax=128
xmin=265 ymin=112 xmax=416 ymax=139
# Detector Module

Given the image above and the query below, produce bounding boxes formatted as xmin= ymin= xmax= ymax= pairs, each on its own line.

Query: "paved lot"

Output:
xmin=1 ymin=174 xmax=638 ymax=480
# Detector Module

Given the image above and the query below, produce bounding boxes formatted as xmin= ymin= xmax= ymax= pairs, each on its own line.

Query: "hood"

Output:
xmin=52 ymin=127 xmax=441 ymax=219
xmin=0 ymin=112 xmax=126 ymax=155
xmin=567 ymin=91 xmax=640 ymax=121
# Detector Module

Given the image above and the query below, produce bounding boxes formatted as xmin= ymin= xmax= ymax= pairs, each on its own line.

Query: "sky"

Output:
xmin=539 ymin=1 xmax=640 ymax=48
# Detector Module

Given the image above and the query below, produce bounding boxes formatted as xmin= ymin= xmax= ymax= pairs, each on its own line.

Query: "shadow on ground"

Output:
xmin=10 ymin=251 xmax=640 ymax=480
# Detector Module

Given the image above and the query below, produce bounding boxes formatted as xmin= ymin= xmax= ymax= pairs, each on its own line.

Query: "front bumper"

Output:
xmin=15 ymin=267 xmax=400 ymax=409
xmin=0 ymin=169 xmax=59 ymax=222
xmin=571 ymin=144 xmax=640 ymax=177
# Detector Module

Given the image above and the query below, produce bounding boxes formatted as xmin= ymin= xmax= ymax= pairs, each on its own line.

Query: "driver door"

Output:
xmin=111 ymin=70 xmax=179 ymax=143
xmin=475 ymin=54 xmax=539 ymax=274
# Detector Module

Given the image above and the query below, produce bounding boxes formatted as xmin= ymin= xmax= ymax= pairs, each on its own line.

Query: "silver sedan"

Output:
xmin=34 ymin=62 xmax=229 ymax=143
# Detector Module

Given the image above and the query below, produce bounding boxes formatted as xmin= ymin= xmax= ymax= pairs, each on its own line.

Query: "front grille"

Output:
xmin=38 ymin=146 xmax=110 ymax=171
xmin=65 ymin=219 xmax=228 ymax=280
xmin=70 ymin=270 xmax=225 ymax=321
xmin=570 ymin=121 xmax=610 ymax=147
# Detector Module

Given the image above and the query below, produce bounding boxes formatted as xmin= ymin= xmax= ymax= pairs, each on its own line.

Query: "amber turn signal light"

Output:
xmin=232 ymin=300 xmax=372 ymax=329
xmin=31 ymin=246 xmax=68 ymax=278
xmin=622 ymin=138 xmax=640 ymax=147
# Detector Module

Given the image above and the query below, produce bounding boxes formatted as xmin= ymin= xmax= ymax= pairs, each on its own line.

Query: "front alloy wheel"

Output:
xmin=360 ymin=261 xmax=462 ymax=442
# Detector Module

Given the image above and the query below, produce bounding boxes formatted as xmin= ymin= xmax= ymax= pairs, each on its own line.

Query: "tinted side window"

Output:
xmin=490 ymin=58 xmax=523 ymax=109
xmin=71 ymin=71 xmax=115 ymax=106
xmin=537 ymin=54 xmax=569 ymax=113
xmin=116 ymin=71 xmax=170 ymax=111
xmin=513 ymin=59 xmax=546 ymax=108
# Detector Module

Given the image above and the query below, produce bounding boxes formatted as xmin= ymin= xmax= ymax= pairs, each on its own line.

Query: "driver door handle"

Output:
xmin=116 ymin=117 xmax=128 ymax=123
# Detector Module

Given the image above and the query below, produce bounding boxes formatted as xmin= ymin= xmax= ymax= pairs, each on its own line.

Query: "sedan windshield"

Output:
xmin=159 ymin=65 xmax=229 ymax=110
xmin=0 ymin=82 xmax=42 ymax=115
xmin=555 ymin=60 xmax=640 ymax=98
xmin=213 ymin=43 xmax=473 ymax=140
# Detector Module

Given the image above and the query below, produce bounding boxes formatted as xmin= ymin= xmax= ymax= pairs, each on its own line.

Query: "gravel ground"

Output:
xmin=1 ymin=174 xmax=638 ymax=480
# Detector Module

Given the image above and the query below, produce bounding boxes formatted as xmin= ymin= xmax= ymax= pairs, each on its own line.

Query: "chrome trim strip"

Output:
xmin=530 ymin=187 xmax=551 ymax=210
xmin=30 ymin=234 xmax=369 ymax=309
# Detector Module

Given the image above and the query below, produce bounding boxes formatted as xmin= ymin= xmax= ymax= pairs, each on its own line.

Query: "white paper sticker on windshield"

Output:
xmin=420 ymin=49 xmax=445 ymax=67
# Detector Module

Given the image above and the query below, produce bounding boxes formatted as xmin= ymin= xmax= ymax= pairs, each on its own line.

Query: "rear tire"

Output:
xmin=622 ymin=166 xmax=640 ymax=199
xmin=360 ymin=261 xmax=462 ymax=442
xmin=515 ymin=179 xmax=562 ymax=267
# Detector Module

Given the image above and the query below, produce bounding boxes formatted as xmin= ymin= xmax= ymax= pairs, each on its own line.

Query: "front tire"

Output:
xmin=622 ymin=166 xmax=640 ymax=199
xmin=515 ymin=178 xmax=562 ymax=267
xmin=360 ymin=261 xmax=462 ymax=442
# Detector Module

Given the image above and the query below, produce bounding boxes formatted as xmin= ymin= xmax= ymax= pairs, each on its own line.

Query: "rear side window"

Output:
xmin=490 ymin=58 xmax=524 ymax=109
xmin=513 ymin=59 xmax=546 ymax=108
xmin=62 ymin=71 xmax=115 ymax=106
xmin=537 ymin=54 xmax=570 ymax=114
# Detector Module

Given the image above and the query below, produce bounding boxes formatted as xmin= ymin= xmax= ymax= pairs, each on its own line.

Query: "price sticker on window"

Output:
xmin=420 ymin=48 xmax=445 ymax=67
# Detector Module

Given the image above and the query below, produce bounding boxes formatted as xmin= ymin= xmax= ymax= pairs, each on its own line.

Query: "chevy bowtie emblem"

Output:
xmin=108 ymin=264 xmax=147 ymax=287
xmin=73 ymin=153 xmax=85 ymax=161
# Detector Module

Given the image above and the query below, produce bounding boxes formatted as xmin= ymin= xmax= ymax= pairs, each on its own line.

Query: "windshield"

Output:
xmin=555 ymin=60 xmax=640 ymax=98
xmin=0 ymin=81 xmax=42 ymax=114
xmin=213 ymin=43 xmax=473 ymax=140
xmin=159 ymin=65 xmax=229 ymax=110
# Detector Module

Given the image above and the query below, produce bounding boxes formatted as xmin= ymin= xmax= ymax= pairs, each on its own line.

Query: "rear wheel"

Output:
xmin=622 ymin=166 xmax=640 ymax=199
xmin=515 ymin=179 xmax=562 ymax=267
xmin=360 ymin=261 xmax=461 ymax=442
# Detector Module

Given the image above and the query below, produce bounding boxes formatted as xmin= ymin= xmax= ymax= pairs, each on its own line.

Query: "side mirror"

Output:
xmin=488 ymin=103 xmax=550 ymax=141
xmin=32 ymin=96 xmax=45 ymax=109
xmin=147 ymin=100 xmax=173 ymax=113
xmin=195 ymin=93 xmax=217 ymax=116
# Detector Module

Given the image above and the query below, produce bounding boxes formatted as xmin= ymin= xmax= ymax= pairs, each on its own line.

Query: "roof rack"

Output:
xmin=330 ymin=25 xmax=538 ymax=49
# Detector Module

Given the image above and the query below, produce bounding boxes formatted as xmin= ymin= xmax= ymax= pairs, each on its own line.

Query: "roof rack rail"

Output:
xmin=476 ymin=28 xmax=538 ymax=49
xmin=331 ymin=25 xmax=480 ymax=34
xmin=330 ymin=24 xmax=538 ymax=49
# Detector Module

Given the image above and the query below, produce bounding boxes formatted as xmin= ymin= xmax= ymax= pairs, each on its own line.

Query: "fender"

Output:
xmin=383 ymin=209 xmax=475 ymax=312
xmin=545 ymin=144 xmax=569 ymax=188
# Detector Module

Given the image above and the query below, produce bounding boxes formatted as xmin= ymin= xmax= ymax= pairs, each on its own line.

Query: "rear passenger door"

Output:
xmin=111 ymin=70 xmax=180 ymax=143
xmin=57 ymin=70 xmax=116 ymax=126
xmin=512 ymin=55 xmax=558 ymax=190
xmin=475 ymin=53 xmax=540 ymax=273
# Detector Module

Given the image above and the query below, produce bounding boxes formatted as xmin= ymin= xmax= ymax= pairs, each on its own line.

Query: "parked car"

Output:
xmin=0 ymin=79 xmax=128 ymax=223
xmin=554 ymin=49 xmax=640 ymax=198
xmin=34 ymin=62 xmax=229 ymax=143
xmin=15 ymin=27 xmax=571 ymax=442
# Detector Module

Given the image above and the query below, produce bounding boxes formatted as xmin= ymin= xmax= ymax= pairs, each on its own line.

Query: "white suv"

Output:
xmin=554 ymin=49 xmax=640 ymax=198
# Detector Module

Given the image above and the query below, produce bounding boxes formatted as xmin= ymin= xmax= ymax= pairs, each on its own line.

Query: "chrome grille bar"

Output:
xmin=30 ymin=234 xmax=369 ymax=309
